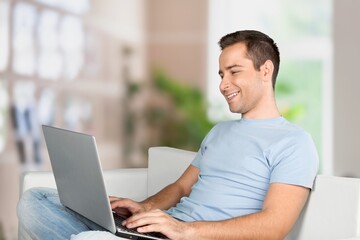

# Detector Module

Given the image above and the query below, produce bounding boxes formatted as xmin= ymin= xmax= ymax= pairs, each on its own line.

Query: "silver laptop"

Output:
xmin=42 ymin=125 xmax=167 ymax=240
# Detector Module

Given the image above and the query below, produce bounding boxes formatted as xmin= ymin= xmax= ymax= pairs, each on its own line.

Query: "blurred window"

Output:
xmin=0 ymin=1 xmax=9 ymax=71
xmin=63 ymin=96 xmax=93 ymax=131
xmin=83 ymin=31 xmax=103 ymax=79
xmin=35 ymin=0 xmax=60 ymax=7
xmin=0 ymin=81 xmax=8 ymax=153
xmin=1 ymin=0 xmax=93 ymax=157
xmin=36 ymin=0 xmax=90 ymax=14
xmin=61 ymin=0 xmax=90 ymax=14
xmin=59 ymin=16 xmax=84 ymax=80
xmin=12 ymin=2 xmax=37 ymax=75
xmin=13 ymin=81 xmax=36 ymax=111
xmin=37 ymin=10 xmax=62 ymax=80
xmin=38 ymin=89 xmax=57 ymax=125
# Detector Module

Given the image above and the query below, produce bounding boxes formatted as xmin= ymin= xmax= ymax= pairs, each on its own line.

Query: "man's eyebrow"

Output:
xmin=226 ymin=64 xmax=244 ymax=70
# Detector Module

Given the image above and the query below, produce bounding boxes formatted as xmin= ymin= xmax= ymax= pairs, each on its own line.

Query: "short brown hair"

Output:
xmin=219 ymin=30 xmax=280 ymax=88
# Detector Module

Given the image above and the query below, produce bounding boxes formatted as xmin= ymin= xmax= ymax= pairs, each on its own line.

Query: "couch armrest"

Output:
xmin=20 ymin=171 xmax=56 ymax=195
xmin=288 ymin=175 xmax=360 ymax=239
xmin=20 ymin=168 xmax=148 ymax=201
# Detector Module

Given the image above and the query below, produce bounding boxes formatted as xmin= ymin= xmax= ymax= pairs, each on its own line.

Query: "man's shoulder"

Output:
xmin=270 ymin=120 xmax=315 ymax=153
xmin=259 ymin=118 xmax=314 ymax=151
xmin=280 ymin=119 xmax=312 ymax=139
xmin=212 ymin=119 xmax=239 ymax=130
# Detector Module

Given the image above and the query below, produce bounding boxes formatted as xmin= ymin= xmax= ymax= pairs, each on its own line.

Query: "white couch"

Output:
xmin=19 ymin=147 xmax=360 ymax=240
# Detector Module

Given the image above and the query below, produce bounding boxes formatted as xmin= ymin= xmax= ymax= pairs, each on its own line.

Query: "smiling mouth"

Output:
xmin=226 ymin=91 xmax=240 ymax=101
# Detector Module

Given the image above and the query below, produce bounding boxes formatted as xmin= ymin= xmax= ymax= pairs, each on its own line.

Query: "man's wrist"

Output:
xmin=140 ymin=200 xmax=154 ymax=212
xmin=184 ymin=222 xmax=200 ymax=239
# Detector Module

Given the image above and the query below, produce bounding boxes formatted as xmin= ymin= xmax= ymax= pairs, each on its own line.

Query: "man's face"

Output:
xmin=218 ymin=43 xmax=266 ymax=117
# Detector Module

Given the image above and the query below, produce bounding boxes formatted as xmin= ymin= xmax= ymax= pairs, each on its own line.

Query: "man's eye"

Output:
xmin=231 ymin=71 xmax=240 ymax=75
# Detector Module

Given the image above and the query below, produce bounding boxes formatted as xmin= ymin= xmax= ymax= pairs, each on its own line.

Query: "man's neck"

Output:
xmin=242 ymin=97 xmax=281 ymax=119
xmin=242 ymin=110 xmax=281 ymax=119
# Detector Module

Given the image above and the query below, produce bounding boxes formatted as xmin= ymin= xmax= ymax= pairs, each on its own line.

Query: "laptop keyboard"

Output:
xmin=113 ymin=212 xmax=167 ymax=239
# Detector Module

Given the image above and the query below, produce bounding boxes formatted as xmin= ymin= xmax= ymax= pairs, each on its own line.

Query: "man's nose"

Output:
xmin=220 ymin=76 xmax=230 ymax=92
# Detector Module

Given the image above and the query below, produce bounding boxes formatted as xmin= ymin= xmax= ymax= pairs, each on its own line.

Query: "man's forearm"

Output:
xmin=141 ymin=182 xmax=186 ymax=211
xmin=141 ymin=165 xmax=199 ymax=212
xmin=185 ymin=210 xmax=288 ymax=240
xmin=183 ymin=184 xmax=309 ymax=240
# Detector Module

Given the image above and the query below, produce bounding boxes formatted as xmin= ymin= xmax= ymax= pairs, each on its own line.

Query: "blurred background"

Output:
xmin=0 ymin=0 xmax=359 ymax=239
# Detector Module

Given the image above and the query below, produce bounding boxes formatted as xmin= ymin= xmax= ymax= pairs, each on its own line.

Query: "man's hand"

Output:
xmin=123 ymin=209 xmax=193 ymax=240
xmin=109 ymin=165 xmax=199 ymax=220
xmin=109 ymin=197 xmax=194 ymax=239
xmin=109 ymin=196 xmax=147 ymax=217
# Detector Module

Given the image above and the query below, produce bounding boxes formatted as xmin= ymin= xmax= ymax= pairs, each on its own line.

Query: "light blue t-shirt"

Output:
xmin=166 ymin=117 xmax=319 ymax=222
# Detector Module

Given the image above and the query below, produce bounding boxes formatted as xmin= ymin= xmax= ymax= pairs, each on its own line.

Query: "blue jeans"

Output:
xmin=17 ymin=187 xmax=105 ymax=240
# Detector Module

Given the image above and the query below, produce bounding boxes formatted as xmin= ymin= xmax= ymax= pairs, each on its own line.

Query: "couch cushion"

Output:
xmin=147 ymin=147 xmax=196 ymax=196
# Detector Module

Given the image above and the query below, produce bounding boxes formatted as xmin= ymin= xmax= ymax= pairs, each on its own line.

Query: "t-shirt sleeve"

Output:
xmin=191 ymin=123 xmax=220 ymax=169
xmin=269 ymin=131 xmax=319 ymax=189
xmin=191 ymin=149 xmax=202 ymax=168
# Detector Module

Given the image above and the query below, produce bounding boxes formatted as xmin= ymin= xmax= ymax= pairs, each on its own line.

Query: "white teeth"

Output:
xmin=227 ymin=92 xmax=239 ymax=99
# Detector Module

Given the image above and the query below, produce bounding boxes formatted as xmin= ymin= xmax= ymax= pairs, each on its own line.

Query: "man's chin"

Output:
xmin=228 ymin=106 xmax=241 ymax=114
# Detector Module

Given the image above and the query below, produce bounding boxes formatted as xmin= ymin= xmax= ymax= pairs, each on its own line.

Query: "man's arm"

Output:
xmin=141 ymin=165 xmax=200 ymax=211
xmin=186 ymin=183 xmax=309 ymax=239
xmin=126 ymin=183 xmax=310 ymax=240
xmin=110 ymin=165 xmax=199 ymax=215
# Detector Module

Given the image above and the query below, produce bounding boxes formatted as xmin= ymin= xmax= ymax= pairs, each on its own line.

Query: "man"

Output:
xmin=18 ymin=30 xmax=318 ymax=239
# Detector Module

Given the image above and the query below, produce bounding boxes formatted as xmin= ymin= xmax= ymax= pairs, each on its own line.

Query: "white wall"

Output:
xmin=333 ymin=0 xmax=360 ymax=177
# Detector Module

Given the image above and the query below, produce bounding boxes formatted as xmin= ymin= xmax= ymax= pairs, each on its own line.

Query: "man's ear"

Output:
xmin=261 ymin=60 xmax=274 ymax=82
